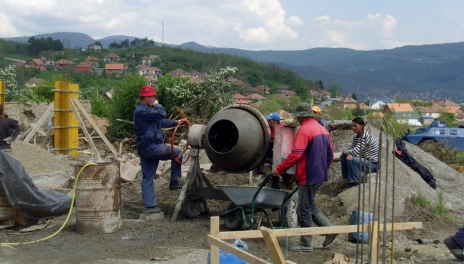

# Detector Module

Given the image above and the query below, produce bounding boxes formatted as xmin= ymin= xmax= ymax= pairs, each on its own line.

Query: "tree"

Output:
xmin=437 ymin=110 xmax=455 ymax=126
xmin=352 ymin=92 xmax=358 ymax=101
xmin=94 ymin=41 xmax=102 ymax=47
xmin=329 ymin=83 xmax=339 ymax=98
xmin=287 ymin=95 xmax=302 ymax=112
xmin=0 ymin=66 xmax=19 ymax=101
xmin=106 ymin=73 xmax=147 ymax=138
xmin=255 ymin=99 xmax=282 ymax=115
xmin=323 ymin=104 xmax=353 ymax=121
xmin=156 ymin=66 xmax=236 ymax=120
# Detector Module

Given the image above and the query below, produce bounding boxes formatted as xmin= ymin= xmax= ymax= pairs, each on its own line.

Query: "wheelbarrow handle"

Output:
xmin=259 ymin=173 xmax=273 ymax=188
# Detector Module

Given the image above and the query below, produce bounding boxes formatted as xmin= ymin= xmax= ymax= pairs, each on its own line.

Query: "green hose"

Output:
xmin=0 ymin=162 xmax=97 ymax=246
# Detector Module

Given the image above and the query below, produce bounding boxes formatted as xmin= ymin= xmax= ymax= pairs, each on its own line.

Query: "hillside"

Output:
xmin=3 ymin=31 xmax=464 ymax=100
xmin=181 ymin=41 xmax=464 ymax=100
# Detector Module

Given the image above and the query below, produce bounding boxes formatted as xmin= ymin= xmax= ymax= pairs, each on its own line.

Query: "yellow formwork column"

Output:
xmin=0 ymin=81 xmax=5 ymax=117
xmin=54 ymin=81 xmax=79 ymax=156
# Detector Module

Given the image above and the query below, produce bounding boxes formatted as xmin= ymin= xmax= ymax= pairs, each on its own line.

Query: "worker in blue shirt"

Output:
xmin=133 ymin=86 xmax=189 ymax=214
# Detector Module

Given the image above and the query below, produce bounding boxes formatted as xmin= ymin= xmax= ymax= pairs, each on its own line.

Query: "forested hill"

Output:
xmin=180 ymin=41 xmax=464 ymax=99
xmin=3 ymin=31 xmax=464 ymax=99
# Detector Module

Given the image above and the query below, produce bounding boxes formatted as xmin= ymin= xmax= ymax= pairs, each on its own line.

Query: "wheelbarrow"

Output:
xmin=219 ymin=174 xmax=299 ymax=230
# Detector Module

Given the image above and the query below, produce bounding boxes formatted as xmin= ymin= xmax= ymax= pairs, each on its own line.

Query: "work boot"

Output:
xmin=444 ymin=236 xmax=464 ymax=260
xmin=313 ymin=212 xmax=339 ymax=247
xmin=169 ymin=180 xmax=184 ymax=190
xmin=143 ymin=207 xmax=161 ymax=214
xmin=289 ymin=235 xmax=313 ymax=252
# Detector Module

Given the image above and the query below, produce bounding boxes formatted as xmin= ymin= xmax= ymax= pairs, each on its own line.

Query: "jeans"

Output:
xmin=137 ymin=143 xmax=182 ymax=208
xmin=297 ymin=184 xmax=322 ymax=228
xmin=341 ymin=156 xmax=378 ymax=184
xmin=454 ymin=225 xmax=464 ymax=248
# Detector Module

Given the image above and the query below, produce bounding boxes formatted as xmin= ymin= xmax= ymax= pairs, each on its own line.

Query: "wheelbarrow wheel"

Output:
xmin=224 ymin=203 xmax=244 ymax=231
xmin=181 ymin=198 xmax=204 ymax=218
xmin=283 ymin=192 xmax=298 ymax=228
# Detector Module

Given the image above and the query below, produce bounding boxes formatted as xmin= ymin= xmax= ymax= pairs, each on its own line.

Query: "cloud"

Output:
xmin=224 ymin=0 xmax=298 ymax=46
xmin=285 ymin=16 xmax=303 ymax=26
xmin=307 ymin=13 xmax=399 ymax=50
xmin=0 ymin=13 xmax=18 ymax=37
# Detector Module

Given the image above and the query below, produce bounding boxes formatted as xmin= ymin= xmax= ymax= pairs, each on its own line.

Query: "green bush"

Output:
xmin=106 ymin=73 xmax=146 ymax=138
xmin=90 ymin=95 xmax=110 ymax=118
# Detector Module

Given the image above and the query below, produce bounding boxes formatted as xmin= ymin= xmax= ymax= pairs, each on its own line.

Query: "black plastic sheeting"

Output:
xmin=395 ymin=138 xmax=437 ymax=189
xmin=0 ymin=151 xmax=71 ymax=219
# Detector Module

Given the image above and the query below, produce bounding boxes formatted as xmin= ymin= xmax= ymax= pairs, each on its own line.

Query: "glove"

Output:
xmin=3 ymin=137 xmax=13 ymax=145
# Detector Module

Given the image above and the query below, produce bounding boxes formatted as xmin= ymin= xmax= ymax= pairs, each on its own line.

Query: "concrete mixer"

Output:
xmin=172 ymin=105 xmax=298 ymax=229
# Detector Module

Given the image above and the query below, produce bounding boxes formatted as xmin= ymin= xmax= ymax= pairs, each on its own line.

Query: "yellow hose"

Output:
xmin=0 ymin=162 xmax=97 ymax=246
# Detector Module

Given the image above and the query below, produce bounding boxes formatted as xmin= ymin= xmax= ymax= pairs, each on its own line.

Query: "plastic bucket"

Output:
xmin=348 ymin=210 xmax=373 ymax=243
xmin=75 ymin=162 xmax=122 ymax=234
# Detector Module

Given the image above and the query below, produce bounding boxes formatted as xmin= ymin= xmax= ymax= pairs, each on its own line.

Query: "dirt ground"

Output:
xmin=1 ymin=124 xmax=464 ymax=263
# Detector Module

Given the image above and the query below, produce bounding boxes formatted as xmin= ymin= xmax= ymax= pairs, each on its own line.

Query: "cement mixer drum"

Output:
xmin=204 ymin=105 xmax=271 ymax=173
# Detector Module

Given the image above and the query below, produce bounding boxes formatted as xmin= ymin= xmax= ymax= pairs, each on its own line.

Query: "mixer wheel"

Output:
xmin=180 ymin=198 xmax=204 ymax=218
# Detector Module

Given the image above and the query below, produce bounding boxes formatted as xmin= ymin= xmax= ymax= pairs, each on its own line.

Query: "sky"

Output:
xmin=1 ymin=0 xmax=463 ymax=51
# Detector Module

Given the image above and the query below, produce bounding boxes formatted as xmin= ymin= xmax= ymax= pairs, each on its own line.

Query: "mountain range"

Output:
xmin=5 ymin=32 xmax=464 ymax=101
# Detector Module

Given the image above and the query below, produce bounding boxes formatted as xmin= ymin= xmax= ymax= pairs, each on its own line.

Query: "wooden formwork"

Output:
xmin=0 ymin=183 xmax=30 ymax=229
xmin=208 ymin=216 xmax=423 ymax=264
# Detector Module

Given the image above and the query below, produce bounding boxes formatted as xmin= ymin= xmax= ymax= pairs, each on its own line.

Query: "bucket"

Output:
xmin=207 ymin=249 xmax=246 ymax=264
xmin=348 ymin=210 xmax=373 ymax=243
xmin=75 ymin=162 xmax=122 ymax=234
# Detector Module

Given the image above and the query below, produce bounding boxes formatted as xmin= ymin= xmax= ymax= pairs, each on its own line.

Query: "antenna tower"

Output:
xmin=162 ymin=22 xmax=164 ymax=45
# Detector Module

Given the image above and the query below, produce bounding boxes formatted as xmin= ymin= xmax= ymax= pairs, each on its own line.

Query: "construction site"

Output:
xmin=1 ymin=82 xmax=464 ymax=264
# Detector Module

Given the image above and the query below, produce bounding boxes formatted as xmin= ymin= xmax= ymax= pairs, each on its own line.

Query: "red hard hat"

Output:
xmin=139 ymin=86 xmax=157 ymax=97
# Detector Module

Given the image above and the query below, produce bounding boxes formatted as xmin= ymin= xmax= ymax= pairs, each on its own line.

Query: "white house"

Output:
xmin=137 ymin=65 xmax=163 ymax=76
xmin=369 ymin=99 xmax=387 ymax=110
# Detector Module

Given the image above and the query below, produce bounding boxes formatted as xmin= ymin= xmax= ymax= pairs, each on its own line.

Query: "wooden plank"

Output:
xmin=171 ymin=149 xmax=199 ymax=222
xmin=209 ymin=216 xmax=220 ymax=264
xmin=207 ymin=235 xmax=270 ymax=264
xmin=0 ymin=195 xmax=11 ymax=206
xmin=0 ymin=207 xmax=16 ymax=220
xmin=216 ymin=222 xmax=423 ymax=240
xmin=23 ymin=103 xmax=54 ymax=143
xmin=72 ymin=99 xmax=118 ymax=155
xmin=370 ymin=221 xmax=380 ymax=264
xmin=0 ymin=218 xmax=15 ymax=229
xmin=260 ymin=227 xmax=286 ymax=264
xmin=15 ymin=211 xmax=29 ymax=226
xmin=70 ymin=99 xmax=100 ymax=161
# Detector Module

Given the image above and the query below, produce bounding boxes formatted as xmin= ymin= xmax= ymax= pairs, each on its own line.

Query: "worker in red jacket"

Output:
xmin=273 ymin=103 xmax=336 ymax=252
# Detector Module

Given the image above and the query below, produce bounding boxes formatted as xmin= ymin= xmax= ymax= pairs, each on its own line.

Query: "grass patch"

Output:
xmin=412 ymin=191 xmax=451 ymax=217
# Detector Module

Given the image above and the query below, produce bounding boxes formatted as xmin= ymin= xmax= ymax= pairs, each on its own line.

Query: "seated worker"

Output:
xmin=340 ymin=117 xmax=379 ymax=187
xmin=256 ymin=112 xmax=284 ymax=180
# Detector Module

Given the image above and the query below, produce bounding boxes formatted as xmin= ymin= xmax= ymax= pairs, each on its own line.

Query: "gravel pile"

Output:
xmin=9 ymin=140 xmax=73 ymax=174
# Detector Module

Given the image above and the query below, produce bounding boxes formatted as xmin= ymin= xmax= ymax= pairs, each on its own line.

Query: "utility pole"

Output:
xmin=162 ymin=22 xmax=164 ymax=45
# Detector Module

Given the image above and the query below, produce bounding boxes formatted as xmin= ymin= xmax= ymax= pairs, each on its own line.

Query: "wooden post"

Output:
xmin=369 ymin=221 xmax=379 ymax=264
xmin=70 ymin=99 xmax=100 ymax=161
xmin=260 ymin=227 xmax=286 ymax=264
xmin=210 ymin=216 xmax=220 ymax=264
xmin=72 ymin=99 xmax=118 ymax=156
xmin=23 ymin=103 xmax=54 ymax=143
xmin=171 ymin=148 xmax=199 ymax=222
